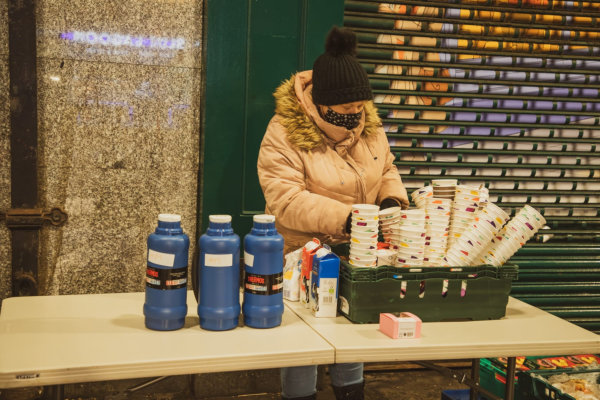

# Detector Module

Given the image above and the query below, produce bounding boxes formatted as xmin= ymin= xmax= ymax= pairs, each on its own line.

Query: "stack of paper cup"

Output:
xmin=478 ymin=205 xmax=546 ymax=266
xmin=379 ymin=206 xmax=403 ymax=237
xmin=349 ymin=204 xmax=379 ymax=267
xmin=394 ymin=209 xmax=426 ymax=267
xmin=423 ymin=198 xmax=452 ymax=266
xmin=454 ymin=184 xmax=487 ymax=204
xmin=448 ymin=185 xmax=486 ymax=248
xmin=411 ymin=186 xmax=433 ymax=208
xmin=381 ymin=222 xmax=400 ymax=245
xmin=445 ymin=202 xmax=509 ymax=266
xmin=379 ymin=206 xmax=404 ymax=253
xmin=431 ymin=179 xmax=457 ymax=201
xmin=399 ymin=208 xmax=427 ymax=227
xmin=476 ymin=185 xmax=490 ymax=210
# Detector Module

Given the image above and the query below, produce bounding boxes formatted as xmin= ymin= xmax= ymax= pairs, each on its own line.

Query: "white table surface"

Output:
xmin=0 ymin=291 xmax=334 ymax=389
xmin=286 ymin=297 xmax=600 ymax=364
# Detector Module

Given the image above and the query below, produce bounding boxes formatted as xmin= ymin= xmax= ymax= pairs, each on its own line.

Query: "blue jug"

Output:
xmin=144 ymin=214 xmax=189 ymax=331
xmin=242 ymin=214 xmax=284 ymax=328
xmin=197 ymin=214 xmax=240 ymax=330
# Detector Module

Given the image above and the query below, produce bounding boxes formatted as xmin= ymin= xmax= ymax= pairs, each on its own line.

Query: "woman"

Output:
xmin=257 ymin=26 xmax=409 ymax=400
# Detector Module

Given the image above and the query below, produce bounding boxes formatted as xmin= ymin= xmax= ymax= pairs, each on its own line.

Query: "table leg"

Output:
xmin=470 ymin=359 xmax=480 ymax=400
xmin=504 ymin=356 xmax=517 ymax=400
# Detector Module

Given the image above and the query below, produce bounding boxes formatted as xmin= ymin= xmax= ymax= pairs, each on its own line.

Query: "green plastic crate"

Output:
xmin=480 ymin=356 xmax=600 ymax=400
xmin=334 ymin=244 xmax=518 ymax=323
xmin=479 ymin=358 xmax=523 ymax=400
xmin=516 ymin=368 xmax=600 ymax=400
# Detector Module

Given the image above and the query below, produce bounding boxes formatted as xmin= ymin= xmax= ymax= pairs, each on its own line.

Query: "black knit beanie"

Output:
xmin=312 ymin=26 xmax=373 ymax=106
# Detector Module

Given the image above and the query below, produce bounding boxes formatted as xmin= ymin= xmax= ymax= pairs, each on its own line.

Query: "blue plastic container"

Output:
xmin=242 ymin=214 xmax=284 ymax=328
xmin=144 ymin=214 xmax=189 ymax=331
xmin=441 ymin=389 xmax=482 ymax=400
xmin=197 ymin=214 xmax=240 ymax=331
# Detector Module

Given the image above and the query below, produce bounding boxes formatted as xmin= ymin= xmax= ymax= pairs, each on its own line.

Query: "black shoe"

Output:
xmin=332 ymin=381 xmax=364 ymax=400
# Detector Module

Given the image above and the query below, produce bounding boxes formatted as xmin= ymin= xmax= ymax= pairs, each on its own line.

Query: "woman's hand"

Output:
xmin=345 ymin=213 xmax=353 ymax=234
xmin=380 ymin=198 xmax=400 ymax=210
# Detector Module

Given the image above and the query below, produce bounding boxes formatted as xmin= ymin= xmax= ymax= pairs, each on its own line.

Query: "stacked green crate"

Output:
xmin=479 ymin=355 xmax=600 ymax=400
xmin=480 ymin=358 xmax=520 ymax=400
xmin=517 ymin=367 xmax=600 ymax=400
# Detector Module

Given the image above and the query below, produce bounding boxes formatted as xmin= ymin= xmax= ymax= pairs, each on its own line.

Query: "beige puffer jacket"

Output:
xmin=257 ymin=70 xmax=409 ymax=254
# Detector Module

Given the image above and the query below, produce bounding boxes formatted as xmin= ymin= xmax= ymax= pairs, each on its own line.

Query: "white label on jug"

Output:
xmin=148 ymin=249 xmax=175 ymax=267
xmin=205 ymin=253 xmax=233 ymax=267
xmin=244 ymin=251 xmax=254 ymax=267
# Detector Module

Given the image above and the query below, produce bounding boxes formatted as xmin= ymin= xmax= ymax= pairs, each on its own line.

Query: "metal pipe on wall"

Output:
xmin=8 ymin=0 xmax=40 ymax=296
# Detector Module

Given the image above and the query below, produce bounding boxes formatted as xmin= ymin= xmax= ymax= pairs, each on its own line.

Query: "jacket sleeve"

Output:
xmin=257 ymin=123 xmax=352 ymax=237
xmin=375 ymin=129 xmax=410 ymax=208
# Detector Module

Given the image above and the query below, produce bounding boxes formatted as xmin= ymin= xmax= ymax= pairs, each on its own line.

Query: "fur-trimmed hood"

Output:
xmin=273 ymin=71 xmax=382 ymax=151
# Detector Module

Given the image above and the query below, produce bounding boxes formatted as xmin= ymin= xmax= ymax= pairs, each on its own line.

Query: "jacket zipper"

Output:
xmin=344 ymin=155 xmax=367 ymax=203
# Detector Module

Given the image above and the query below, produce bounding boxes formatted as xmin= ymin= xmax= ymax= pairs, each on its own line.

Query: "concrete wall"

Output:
xmin=0 ymin=0 xmax=203 ymax=301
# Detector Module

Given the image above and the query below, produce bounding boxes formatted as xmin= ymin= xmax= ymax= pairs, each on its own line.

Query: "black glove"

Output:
xmin=380 ymin=198 xmax=401 ymax=210
xmin=345 ymin=213 xmax=352 ymax=234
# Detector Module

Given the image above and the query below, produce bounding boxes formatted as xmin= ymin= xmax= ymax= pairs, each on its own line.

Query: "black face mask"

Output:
xmin=322 ymin=107 xmax=362 ymax=130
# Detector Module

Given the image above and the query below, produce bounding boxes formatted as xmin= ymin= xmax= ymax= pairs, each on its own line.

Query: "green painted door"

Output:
xmin=201 ymin=0 xmax=344 ymax=236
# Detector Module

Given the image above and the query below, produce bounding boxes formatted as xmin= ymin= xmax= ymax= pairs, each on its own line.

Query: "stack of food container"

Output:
xmin=423 ymin=198 xmax=451 ymax=266
xmin=393 ymin=209 xmax=426 ymax=267
xmin=476 ymin=205 xmax=546 ymax=266
xmin=445 ymin=202 xmax=510 ymax=266
xmin=346 ymin=180 xmax=545 ymax=269
xmin=411 ymin=185 xmax=433 ymax=207
xmin=377 ymin=207 xmax=402 ymax=266
xmin=448 ymin=185 xmax=485 ymax=247
xmin=348 ymin=204 xmax=379 ymax=267
xmin=431 ymin=179 xmax=457 ymax=201
xmin=379 ymin=206 xmax=402 ymax=242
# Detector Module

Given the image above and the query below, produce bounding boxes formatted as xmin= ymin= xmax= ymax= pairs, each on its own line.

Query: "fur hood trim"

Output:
xmin=273 ymin=74 xmax=381 ymax=151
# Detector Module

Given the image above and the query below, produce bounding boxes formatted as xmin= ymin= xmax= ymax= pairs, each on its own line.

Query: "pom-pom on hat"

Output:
xmin=312 ymin=26 xmax=373 ymax=106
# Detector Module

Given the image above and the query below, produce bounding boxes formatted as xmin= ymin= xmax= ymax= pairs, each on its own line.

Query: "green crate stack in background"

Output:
xmin=517 ymin=367 xmax=600 ymax=400
xmin=343 ymin=0 xmax=600 ymax=333
xmin=479 ymin=355 xmax=600 ymax=400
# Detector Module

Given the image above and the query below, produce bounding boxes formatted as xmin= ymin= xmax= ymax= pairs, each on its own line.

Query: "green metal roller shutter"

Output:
xmin=344 ymin=0 xmax=600 ymax=333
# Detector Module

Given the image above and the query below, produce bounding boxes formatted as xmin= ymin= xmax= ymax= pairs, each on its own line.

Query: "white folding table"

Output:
xmin=285 ymin=297 xmax=600 ymax=400
xmin=0 ymin=291 xmax=334 ymax=390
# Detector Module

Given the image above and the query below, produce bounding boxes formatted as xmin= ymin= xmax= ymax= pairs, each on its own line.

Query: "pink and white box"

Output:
xmin=379 ymin=312 xmax=422 ymax=339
